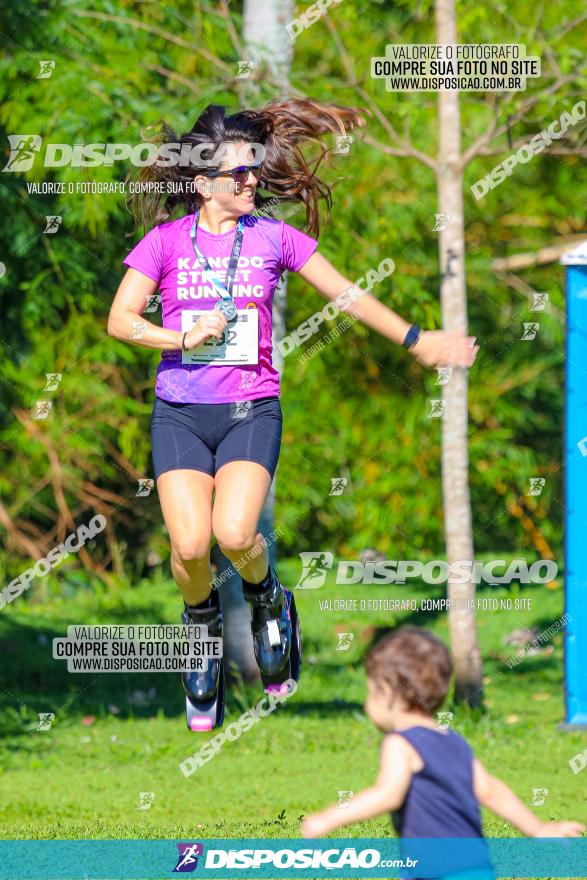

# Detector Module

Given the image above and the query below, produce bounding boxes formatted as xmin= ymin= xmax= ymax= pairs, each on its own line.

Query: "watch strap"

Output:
xmin=402 ymin=324 xmax=422 ymax=348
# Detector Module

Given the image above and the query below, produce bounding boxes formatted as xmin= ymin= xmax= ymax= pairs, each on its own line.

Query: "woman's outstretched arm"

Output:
xmin=297 ymin=251 xmax=478 ymax=369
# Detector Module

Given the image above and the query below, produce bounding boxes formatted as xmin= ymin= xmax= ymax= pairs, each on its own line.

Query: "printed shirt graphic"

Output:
xmin=123 ymin=214 xmax=318 ymax=403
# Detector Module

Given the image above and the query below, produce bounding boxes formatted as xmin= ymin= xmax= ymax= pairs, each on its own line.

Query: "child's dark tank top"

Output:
xmin=390 ymin=726 xmax=483 ymax=838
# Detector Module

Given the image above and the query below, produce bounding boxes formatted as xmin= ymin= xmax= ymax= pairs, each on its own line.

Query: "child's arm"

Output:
xmin=473 ymin=759 xmax=584 ymax=837
xmin=301 ymin=735 xmax=414 ymax=838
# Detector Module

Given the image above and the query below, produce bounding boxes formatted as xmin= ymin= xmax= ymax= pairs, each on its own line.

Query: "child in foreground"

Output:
xmin=302 ymin=627 xmax=583 ymax=876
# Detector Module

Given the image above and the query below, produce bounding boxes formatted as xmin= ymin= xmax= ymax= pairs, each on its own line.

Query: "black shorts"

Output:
xmin=151 ymin=396 xmax=283 ymax=480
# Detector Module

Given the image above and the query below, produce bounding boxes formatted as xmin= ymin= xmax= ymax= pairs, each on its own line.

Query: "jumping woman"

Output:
xmin=107 ymin=99 xmax=478 ymax=731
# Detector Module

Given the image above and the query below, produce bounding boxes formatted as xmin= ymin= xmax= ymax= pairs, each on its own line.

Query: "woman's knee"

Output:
xmin=171 ymin=535 xmax=212 ymax=565
xmin=213 ymin=521 xmax=258 ymax=554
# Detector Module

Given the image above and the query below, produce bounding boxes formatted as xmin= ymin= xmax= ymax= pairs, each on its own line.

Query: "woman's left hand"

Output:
xmin=409 ymin=327 xmax=478 ymax=369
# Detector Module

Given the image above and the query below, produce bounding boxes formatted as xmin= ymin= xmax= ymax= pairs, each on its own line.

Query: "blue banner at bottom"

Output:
xmin=0 ymin=838 xmax=585 ymax=879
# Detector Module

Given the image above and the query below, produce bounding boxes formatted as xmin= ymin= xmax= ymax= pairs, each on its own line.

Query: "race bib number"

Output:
xmin=181 ymin=309 xmax=259 ymax=365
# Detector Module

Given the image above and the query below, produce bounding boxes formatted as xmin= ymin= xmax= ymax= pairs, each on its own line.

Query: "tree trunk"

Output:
xmin=435 ymin=0 xmax=483 ymax=706
xmin=243 ymin=0 xmax=294 ymax=86
xmin=218 ymin=0 xmax=294 ymax=680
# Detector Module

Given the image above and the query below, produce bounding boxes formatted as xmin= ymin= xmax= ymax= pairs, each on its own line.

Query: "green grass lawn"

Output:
xmin=0 ymin=559 xmax=585 ymax=845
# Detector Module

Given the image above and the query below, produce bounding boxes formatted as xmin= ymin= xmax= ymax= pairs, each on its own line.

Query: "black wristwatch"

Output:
xmin=402 ymin=324 xmax=422 ymax=348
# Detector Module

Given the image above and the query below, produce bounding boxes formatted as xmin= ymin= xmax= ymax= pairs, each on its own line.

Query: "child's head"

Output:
xmin=364 ymin=626 xmax=453 ymax=730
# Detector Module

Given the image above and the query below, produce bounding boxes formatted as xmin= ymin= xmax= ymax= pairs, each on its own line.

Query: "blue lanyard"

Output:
xmin=189 ymin=210 xmax=245 ymax=305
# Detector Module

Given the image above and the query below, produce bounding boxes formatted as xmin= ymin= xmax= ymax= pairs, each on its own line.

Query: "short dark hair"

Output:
xmin=365 ymin=626 xmax=453 ymax=714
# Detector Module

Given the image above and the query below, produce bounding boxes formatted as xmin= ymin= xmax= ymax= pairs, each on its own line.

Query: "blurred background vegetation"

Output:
xmin=0 ymin=0 xmax=585 ymax=596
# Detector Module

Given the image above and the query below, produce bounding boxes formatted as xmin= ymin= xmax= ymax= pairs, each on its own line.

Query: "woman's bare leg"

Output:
xmin=212 ymin=460 xmax=273 ymax=580
xmin=156 ymin=469 xmax=215 ymax=605
xmin=213 ymin=460 xmax=295 ymax=686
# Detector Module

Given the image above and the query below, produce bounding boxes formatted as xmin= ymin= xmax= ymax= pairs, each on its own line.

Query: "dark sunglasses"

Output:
xmin=207 ymin=163 xmax=264 ymax=181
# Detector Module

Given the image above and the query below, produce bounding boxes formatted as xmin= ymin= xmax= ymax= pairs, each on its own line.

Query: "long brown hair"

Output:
xmin=128 ymin=98 xmax=367 ymax=238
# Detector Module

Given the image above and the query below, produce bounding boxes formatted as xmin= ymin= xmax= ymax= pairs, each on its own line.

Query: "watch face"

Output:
xmin=215 ymin=300 xmax=237 ymax=320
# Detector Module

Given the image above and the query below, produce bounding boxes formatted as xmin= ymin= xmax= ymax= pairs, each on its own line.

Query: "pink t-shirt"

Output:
xmin=123 ymin=213 xmax=318 ymax=403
